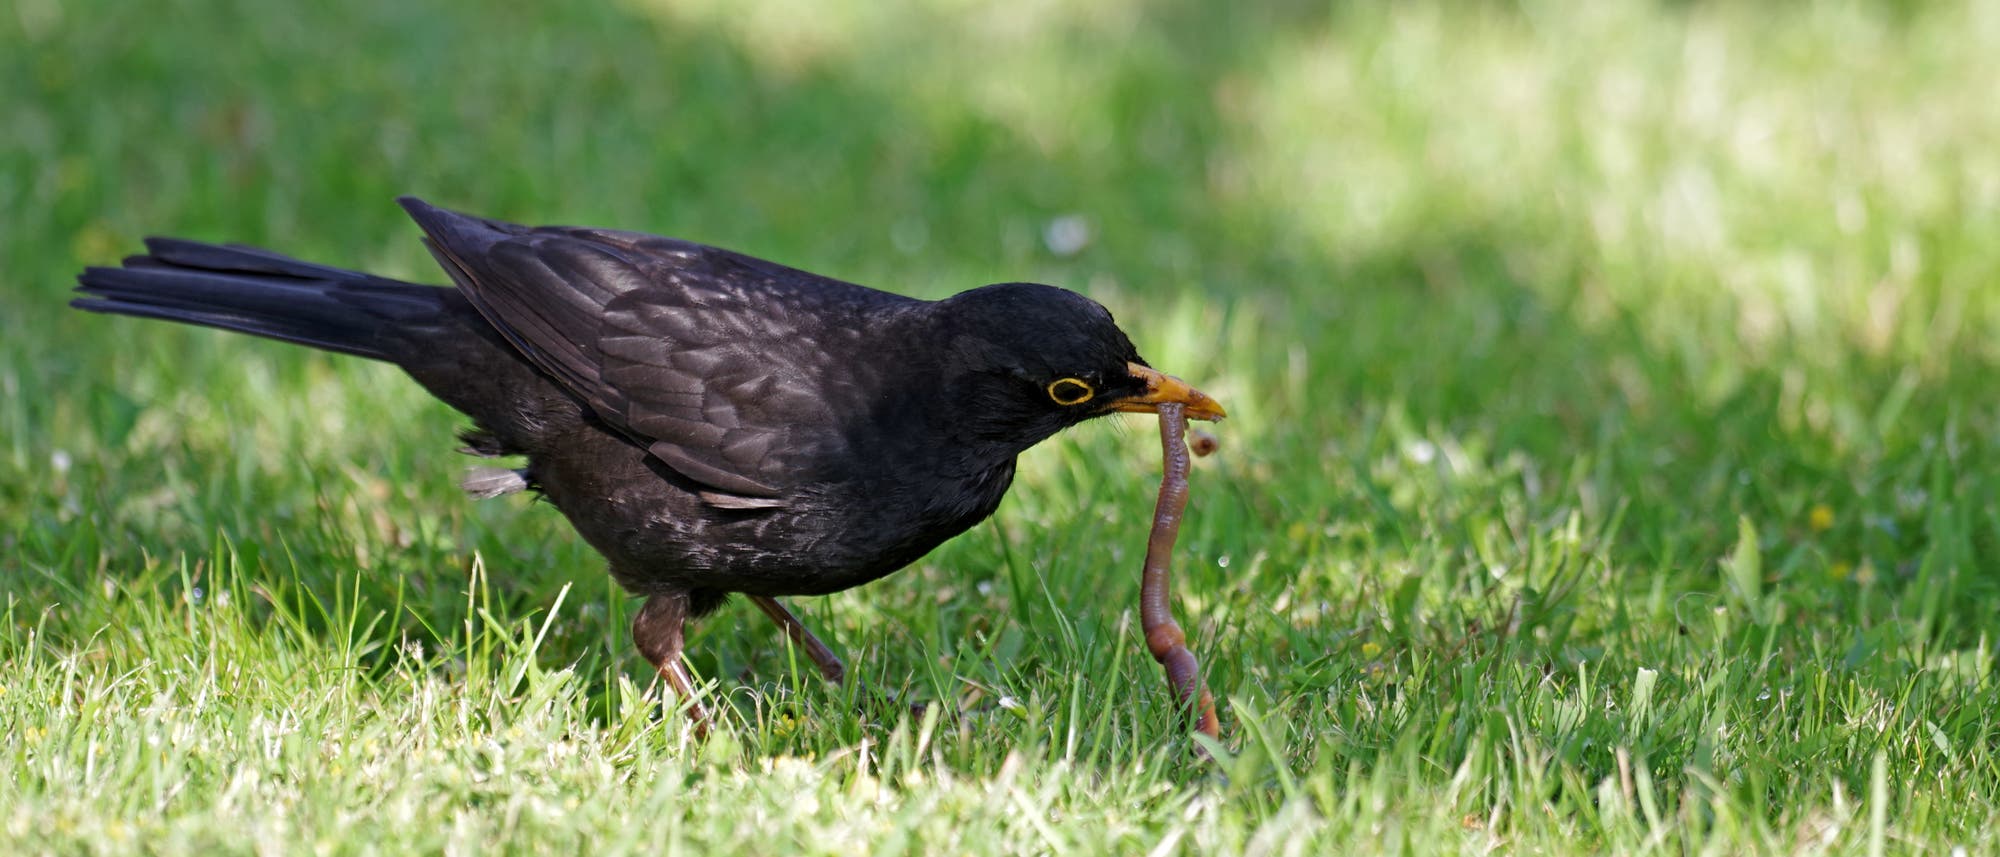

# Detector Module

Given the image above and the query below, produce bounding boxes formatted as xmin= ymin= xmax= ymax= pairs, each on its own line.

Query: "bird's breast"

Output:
xmin=532 ymin=424 xmax=1017 ymax=598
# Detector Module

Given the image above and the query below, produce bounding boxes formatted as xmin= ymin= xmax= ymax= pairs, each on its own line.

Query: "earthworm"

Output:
xmin=1189 ymin=428 xmax=1219 ymax=457
xmin=1142 ymin=403 xmax=1221 ymax=740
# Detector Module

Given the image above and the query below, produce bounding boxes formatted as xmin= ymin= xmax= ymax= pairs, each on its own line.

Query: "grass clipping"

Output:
xmin=1144 ymin=403 xmax=1221 ymax=740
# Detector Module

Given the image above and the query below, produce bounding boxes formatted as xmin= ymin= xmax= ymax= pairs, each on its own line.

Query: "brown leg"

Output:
xmin=747 ymin=595 xmax=845 ymax=685
xmin=633 ymin=592 xmax=711 ymax=736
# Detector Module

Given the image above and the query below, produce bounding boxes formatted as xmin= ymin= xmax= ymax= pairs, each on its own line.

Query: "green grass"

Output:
xmin=6 ymin=0 xmax=2000 ymax=852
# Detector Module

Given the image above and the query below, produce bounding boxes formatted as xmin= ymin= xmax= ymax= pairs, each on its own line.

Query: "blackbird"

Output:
xmin=73 ymin=197 xmax=1226 ymax=730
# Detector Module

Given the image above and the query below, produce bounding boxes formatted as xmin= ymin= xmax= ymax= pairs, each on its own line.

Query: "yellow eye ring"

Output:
xmin=1047 ymin=377 xmax=1095 ymax=405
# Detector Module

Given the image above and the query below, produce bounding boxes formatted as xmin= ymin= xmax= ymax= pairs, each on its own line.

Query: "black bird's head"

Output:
xmin=929 ymin=283 xmax=1225 ymax=455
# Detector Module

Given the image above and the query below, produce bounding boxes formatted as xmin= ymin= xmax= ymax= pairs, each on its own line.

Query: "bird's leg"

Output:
xmin=747 ymin=595 xmax=845 ymax=685
xmin=633 ymin=591 xmax=711 ymax=736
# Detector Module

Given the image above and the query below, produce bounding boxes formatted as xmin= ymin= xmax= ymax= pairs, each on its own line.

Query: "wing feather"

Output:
xmin=399 ymin=197 xmax=917 ymax=505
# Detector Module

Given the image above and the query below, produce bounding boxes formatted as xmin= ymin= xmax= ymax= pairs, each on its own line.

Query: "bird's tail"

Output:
xmin=73 ymin=238 xmax=448 ymax=362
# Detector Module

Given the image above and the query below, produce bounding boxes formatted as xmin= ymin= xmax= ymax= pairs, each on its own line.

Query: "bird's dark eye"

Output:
xmin=1046 ymin=377 xmax=1095 ymax=406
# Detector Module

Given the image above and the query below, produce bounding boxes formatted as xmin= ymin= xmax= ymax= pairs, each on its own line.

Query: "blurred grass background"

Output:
xmin=5 ymin=0 xmax=2000 ymax=852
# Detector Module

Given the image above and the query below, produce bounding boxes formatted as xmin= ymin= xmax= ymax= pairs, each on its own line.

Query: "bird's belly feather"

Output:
xmin=527 ymin=421 xmax=1013 ymax=598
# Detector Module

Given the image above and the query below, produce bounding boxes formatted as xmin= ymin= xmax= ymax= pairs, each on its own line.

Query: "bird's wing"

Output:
xmin=399 ymin=197 xmax=915 ymax=503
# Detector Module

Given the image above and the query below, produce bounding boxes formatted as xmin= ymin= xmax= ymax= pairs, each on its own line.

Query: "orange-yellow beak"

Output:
xmin=1109 ymin=362 xmax=1227 ymax=421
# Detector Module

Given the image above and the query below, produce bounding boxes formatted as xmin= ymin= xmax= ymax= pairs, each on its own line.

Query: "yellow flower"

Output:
xmin=771 ymin=711 xmax=799 ymax=739
xmin=1360 ymin=641 xmax=1383 ymax=659
xmin=1808 ymin=504 xmax=1835 ymax=533
xmin=1829 ymin=561 xmax=1852 ymax=582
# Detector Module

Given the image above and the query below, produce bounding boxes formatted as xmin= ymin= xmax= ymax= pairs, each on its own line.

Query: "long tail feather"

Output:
xmin=73 ymin=238 xmax=447 ymax=362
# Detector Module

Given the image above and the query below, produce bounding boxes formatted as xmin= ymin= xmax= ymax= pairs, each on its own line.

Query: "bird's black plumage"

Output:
xmin=72 ymin=197 xmax=1223 ymax=724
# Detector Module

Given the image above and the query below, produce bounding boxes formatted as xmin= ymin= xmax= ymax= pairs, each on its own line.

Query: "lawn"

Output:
xmin=6 ymin=0 xmax=2000 ymax=853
